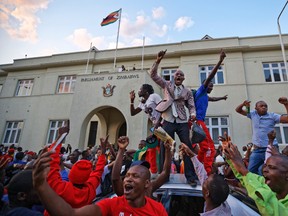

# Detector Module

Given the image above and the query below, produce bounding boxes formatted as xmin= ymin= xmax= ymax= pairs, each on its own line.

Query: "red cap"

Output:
xmin=68 ymin=160 xmax=92 ymax=184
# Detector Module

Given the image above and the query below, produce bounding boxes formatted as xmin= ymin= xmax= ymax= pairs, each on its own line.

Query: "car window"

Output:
xmin=169 ymin=195 xmax=205 ymax=216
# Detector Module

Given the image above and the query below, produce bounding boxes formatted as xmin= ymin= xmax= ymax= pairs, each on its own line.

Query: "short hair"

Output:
xmin=7 ymin=170 xmax=34 ymax=206
xmin=255 ymin=100 xmax=266 ymax=107
xmin=15 ymin=152 xmax=25 ymax=160
xmin=208 ymin=174 xmax=229 ymax=206
xmin=142 ymin=84 xmax=154 ymax=95
xmin=271 ymin=155 xmax=288 ymax=170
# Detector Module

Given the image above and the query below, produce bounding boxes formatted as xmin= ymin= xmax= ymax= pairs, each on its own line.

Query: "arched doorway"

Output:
xmin=81 ymin=106 xmax=126 ymax=149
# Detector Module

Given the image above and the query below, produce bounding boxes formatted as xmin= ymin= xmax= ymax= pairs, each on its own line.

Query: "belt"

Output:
xmin=253 ymin=145 xmax=267 ymax=150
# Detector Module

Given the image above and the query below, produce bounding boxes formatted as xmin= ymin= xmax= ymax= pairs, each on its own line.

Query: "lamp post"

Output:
xmin=277 ymin=0 xmax=288 ymax=75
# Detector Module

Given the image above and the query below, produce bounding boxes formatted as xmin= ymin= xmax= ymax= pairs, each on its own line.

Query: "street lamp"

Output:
xmin=277 ymin=0 xmax=288 ymax=75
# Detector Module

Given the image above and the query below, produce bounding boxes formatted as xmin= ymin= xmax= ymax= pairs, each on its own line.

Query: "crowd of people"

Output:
xmin=0 ymin=49 xmax=287 ymax=215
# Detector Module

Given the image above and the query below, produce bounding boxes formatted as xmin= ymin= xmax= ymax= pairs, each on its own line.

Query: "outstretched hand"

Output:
xmin=100 ymin=135 xmax=109 ymax=153
xmin=58 ymin=120 xmax=70 ymax=138
xmin=157 ymin=50 xmax=167 ymax=63
xmin=242 ymin=100 xmax=251 ymax=107
xmin=278 ymin=97 xmax=288 ymax=105
xmin=117 ymin=136 xmax=129 ymax=150
xmin=163 ymin=140 xmax=172 ymax=151
xmin=219 ymin=49 xmax=226 ymax=62
xmin=267 ymin=130 xmax=276 ymax=142
xmin=218 ymin=132 xmax=231 ymax=149
xmin=223 ymin=143 xmax=248 ymax=176
xmin=130 ymin=90 xmax=135 ymax=102
xmin=267 ymin=145 xmax=280 ymax=156
xmin=180 ymin=143 xmax=196 ymax=158
xmin=33 ymin=147 xmax=54 ymax=189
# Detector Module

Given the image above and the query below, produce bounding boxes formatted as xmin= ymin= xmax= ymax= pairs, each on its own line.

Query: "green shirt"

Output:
xmin=227 ymin=160 xmax=288 ymax=216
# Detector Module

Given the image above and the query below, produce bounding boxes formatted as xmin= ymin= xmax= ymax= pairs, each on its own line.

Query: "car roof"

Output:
xmin=155 ymin=174 xmax=260 ymax=216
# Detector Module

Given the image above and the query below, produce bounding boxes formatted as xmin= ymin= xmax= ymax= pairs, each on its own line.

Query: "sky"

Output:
xmin=1 ymin=0 xmax=288 ymax=65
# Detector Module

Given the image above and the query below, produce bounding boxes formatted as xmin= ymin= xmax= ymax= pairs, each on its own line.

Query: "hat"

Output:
xmin=8 ymin=149 xmax=15 ymax=154
xmin=26 ymin=151 xmax=35 ymax=156
xmin=130 ymin=160 xmax=150 ymax=169
xmin=69 ymin=160 xmax=92 ymax=184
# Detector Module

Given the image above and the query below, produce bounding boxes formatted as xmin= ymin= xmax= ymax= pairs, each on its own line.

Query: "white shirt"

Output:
xmin=138 ymin=93 xmax=162 ymax=125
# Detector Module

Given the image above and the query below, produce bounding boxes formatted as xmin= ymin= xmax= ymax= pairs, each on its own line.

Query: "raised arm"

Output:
xmin=235 ymin=100 xmax=251 ymax=116
xmin=279 ymin=97 xmax=288 ymax=123
xmin=208 ymin=95 xmax=228 ymax=102
xmin=203 ymin=50 xmax=226 ymax=88
xmin=180 ymin=143 xmax=207 ymax=185
xmin=151 ymin=141 xmax=171 ymax=193
xmin=130 ymin=90 xmax=142 ymax=116
xmin=111 ymin=136 xmax=129 ymax=196
xmin=33 ymin=147 xmax=101 ymax=216
xmin=150 ymin=50 xmax=167 ymax=88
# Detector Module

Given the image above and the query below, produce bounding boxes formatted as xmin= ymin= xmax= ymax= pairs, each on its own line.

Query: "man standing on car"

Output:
xmin=150 ymin=49 xmax=198 ymax=187
xmin=235 ymin=97 xmax=288 ymax=175
xmin=193 ymin=50 xmax=226 ymax=175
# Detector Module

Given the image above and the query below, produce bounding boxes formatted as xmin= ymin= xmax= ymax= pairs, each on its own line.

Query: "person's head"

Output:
xmin=8 ymin=148 xmax=14 ymax=156
xmin=68 ymin=160 xmax=93 ymax=185
xmin=262 ymin=155 xmax=288 ymax=197
xmin=96 ymin=148 xmax=102 ymax=159
xmin=15 ymin=152 xmax=25 ymax=161
xmin=138 ymin=140 xmax=146 ymax=150
xmin=81 ymin=150 xmax=91 ymax=160
xmin=174 ymin=70 xmax=185 ymax=86
xmin=7 ymin=170 xmax=41 ymax=209
xmin=282 ymin=146 xmax=288 ymax=156
xmin=17 ymin=147 xmax=23 ymax=152
xmin=69 ymin=150 xmax=80 ymax=164
xmin=60 ymin=146 xmax=66 ymax=154
xmin=123 ymin=161 xmax=151 ymax=202
xmin=201 ymin=78 xmax=214 ymax=94
xmin=202 ymin=174 xmax=229 ymax=207
xmin=255 ymin=100 xmax=268 ymax=116
xmin=138 ymin=84 xmax=154 ymax=98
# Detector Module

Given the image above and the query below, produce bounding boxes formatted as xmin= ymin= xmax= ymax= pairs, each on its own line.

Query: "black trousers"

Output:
xmin=159 ymin=120 xmax=197 ymax=182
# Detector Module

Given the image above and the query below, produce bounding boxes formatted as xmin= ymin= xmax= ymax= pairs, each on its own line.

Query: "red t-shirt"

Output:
xmin=97 ymin=196 xmax=167 ymax=216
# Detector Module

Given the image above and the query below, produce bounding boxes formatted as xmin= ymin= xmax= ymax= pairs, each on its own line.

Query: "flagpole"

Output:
xmin=85 ymin=42 xmax=92 ymax=74
xmin=113 ymin=8 xmax=122 ymax=71
xmin=141 ymin=36 xmax=145 ymax=70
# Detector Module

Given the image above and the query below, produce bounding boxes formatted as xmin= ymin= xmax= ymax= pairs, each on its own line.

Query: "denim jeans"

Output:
xmin=248 ymin=148 xmax=266 ymax=175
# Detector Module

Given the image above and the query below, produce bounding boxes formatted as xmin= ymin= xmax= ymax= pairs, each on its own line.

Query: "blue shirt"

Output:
xmin=195 ymin=85 xmax=209 ymax=121
xmin=247 ymin=110 xmax=281 ymax=147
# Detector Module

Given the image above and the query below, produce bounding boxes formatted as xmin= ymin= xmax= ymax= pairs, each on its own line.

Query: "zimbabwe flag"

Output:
xmin=101 ymin=9 xmax=120 ymax=26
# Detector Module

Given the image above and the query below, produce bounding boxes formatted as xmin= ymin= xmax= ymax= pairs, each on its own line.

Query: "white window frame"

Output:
xmin=263 ymin=62 xmax=287 ymax=82
xmin=15 ymin=79 xmax=34 ymax=96
xmin=161 ymin=68 xmax=177 ymax=82
xmin=199 ymin=65 xmax=224 ymax=85
xmin=46 ymin=120 xmax=68 ymax=145
xmin=2 ymin=121 xmax=24 ymax=145
xmin=205 ymin=116 xmax=230 ymax=145
xmin=275 ymin=123 xmax=288 ymax=145
xmin=57 ymin=75 xmax=76 ymax=93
